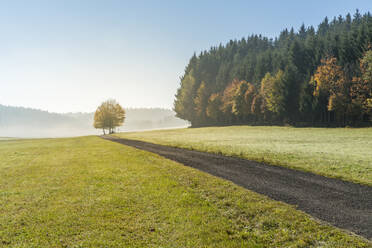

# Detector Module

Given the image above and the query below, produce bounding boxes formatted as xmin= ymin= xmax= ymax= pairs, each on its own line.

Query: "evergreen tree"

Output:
xmin=173 ymin=12 xmax=372 ymax=126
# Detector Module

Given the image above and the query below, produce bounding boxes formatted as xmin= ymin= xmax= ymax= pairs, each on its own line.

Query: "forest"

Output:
xmin=174 ymin=11 xmax=372 ymax=127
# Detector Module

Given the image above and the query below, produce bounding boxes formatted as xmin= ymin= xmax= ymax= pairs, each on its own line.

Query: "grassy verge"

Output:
xmin=0 ymin=136 xmax=370 ymax=247
xmin=115 ymin=126 xmax=372 ymax=185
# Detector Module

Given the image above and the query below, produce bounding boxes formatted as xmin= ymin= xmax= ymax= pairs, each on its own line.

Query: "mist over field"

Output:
xmin=0 ymin=105 xmax=189 ymax=138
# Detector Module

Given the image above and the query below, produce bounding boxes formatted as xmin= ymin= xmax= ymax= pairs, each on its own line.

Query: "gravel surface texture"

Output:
xmin=103 ymin=136 xmax=372 ymax=239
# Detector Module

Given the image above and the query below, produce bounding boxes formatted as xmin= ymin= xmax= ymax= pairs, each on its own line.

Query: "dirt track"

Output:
xmin=102 ymin=136 xmax=372 ymax=240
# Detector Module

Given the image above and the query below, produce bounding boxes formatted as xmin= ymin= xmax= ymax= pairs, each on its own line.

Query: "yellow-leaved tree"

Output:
xmin=351 ymin=49 xmax=372 ymax=119
xmin=313 ymin=56 xmax=349 ymax=122
xmin=94 ymin=99 xmax=125 ymax=135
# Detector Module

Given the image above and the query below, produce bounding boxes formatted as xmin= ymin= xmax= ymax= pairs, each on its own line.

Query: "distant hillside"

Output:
xmin=0 ymin=105 xmax=189 ymax=138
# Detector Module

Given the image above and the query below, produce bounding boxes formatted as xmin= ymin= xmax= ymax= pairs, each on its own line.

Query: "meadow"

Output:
xmin=116 ymin=126 xmax=372 ymax=185
xmin=0 ymin=136 xmax=369 ymax=247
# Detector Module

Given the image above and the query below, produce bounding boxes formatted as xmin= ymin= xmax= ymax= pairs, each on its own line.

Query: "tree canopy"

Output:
xmin=94 ymin=99 xmax=125 ymax=134
xmin=174 ymin=11 xmax=372 ymax=126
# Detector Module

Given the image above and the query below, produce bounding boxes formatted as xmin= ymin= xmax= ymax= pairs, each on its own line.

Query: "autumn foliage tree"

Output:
xmin=194 ymin=81 xmax=210 ymax=124
xmin=244 ymin=83 xmax=256 ymax=116
xmin=221 ymin=79 xmax=241 ymax=122
xmin=313 ymin=57 xmax=349 ymax=122
xmin=251 ymin=93 xmax=263 ymax=120
xmin=94 ymin=99 xmax=125 ymax=134
xmin=173 ymin=11 xmax=372 ymax=126
xmin=351 ymin=50 xmax=372 ymax=119
xmin=231 ymin=80 xmax=251 ymax=121
xmin=260 ymin=71 xmax=286 ymax=116
xmin=206 ymin=93 xmax=223 ymax=123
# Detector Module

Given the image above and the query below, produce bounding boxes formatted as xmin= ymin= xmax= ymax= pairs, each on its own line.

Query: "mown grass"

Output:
xmin=115 ymin=126 xmax=372 ymax=186
xmin=0 ymin=136 xmax=370 ymax=247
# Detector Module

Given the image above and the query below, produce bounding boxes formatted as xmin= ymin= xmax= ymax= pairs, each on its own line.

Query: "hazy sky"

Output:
xmin=0 ymin=0 xmax=371 ymax=113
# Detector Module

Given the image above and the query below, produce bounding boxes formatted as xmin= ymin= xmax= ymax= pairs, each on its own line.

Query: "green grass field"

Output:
xmin=0 ymin=136 xmax=369 ymax=247
xmin=115 ymin=126 xmax=372 ymax=185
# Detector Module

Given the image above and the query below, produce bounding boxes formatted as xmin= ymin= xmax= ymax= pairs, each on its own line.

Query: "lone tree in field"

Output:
xmin=94 ymin=99 xmax=125 ymax=134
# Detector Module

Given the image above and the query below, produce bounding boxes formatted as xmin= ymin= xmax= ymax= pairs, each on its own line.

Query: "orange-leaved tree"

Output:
xmin=220 ymin=79 xmax=241 ymax=123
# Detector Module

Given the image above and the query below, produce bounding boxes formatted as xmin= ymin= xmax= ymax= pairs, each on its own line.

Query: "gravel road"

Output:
xmin=103 ymin=136 xmax=372 ymax=239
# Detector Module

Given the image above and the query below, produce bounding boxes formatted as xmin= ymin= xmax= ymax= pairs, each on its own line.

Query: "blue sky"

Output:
xmin=0 ymin=0 xmax=371 ymax=112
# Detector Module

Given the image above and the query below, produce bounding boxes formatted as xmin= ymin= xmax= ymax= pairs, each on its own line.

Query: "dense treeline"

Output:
xmin=174 ymin=11 xmax=372 ymax=127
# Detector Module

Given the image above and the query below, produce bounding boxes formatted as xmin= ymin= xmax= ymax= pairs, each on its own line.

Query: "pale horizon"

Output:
xmin=0 ymin=102 xmax=176 ymax=114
